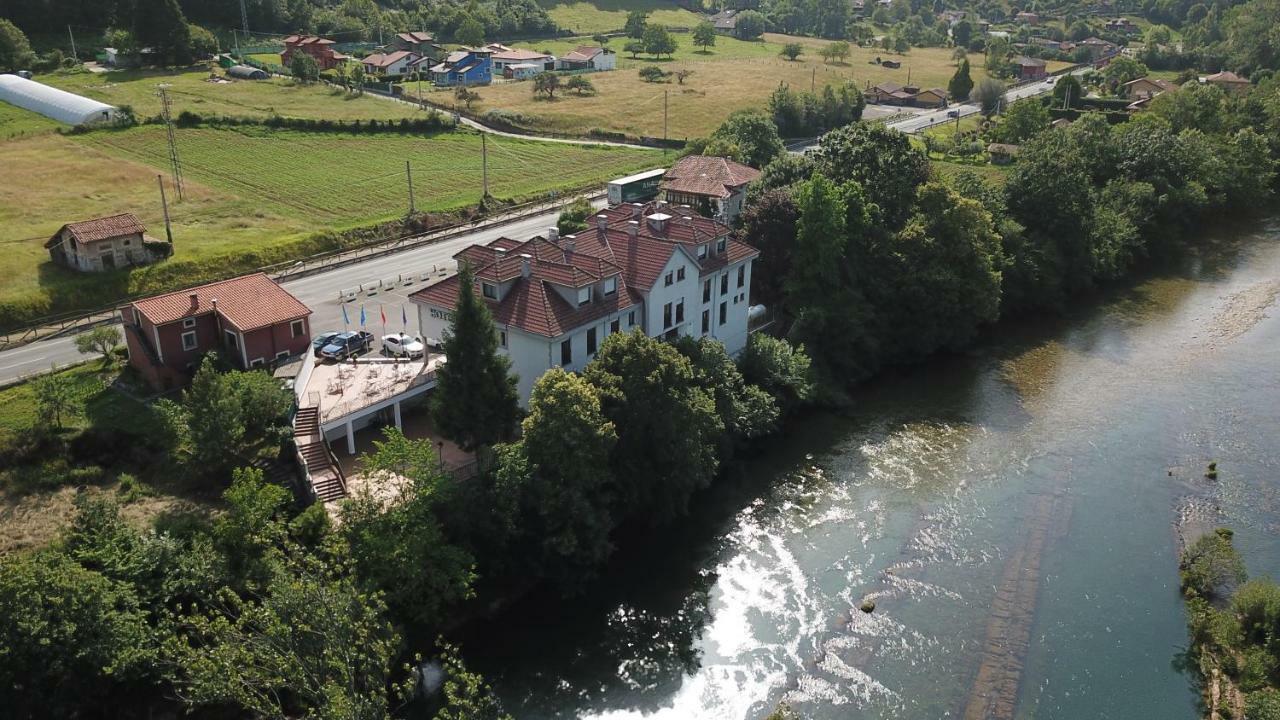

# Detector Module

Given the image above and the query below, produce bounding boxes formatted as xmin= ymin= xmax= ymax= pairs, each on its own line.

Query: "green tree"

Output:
xmin=624 ymin=40 xmax=645 ymax=59
xmin=73 ymin=327 xmax=122 ymax=365
xmin=693 ymin=20 xmax=717 ymax=51
xmin=674 ymin=336 xmax=778 ymax=444
xmin=734 ymin=10 xmax=767 ymax=40
xmin=133 ymin=0 xmax=193 ymax=65
xmin=32 ymin=371 xmax=77 ymax=432
xmin=454 ymin=85 xmax=480 ymax=109
xmin=781 ymin=42 xmax=804 ymax=60
xmin=894 ymin=35 xmax=910 ymax=53
xmin=1052 ymin=73 xmax=1084 ymax=108
xmin=533 ymin=71 xmax=561 ymax=98
xmin=557 ymin=196 xmax=595 ymax=234
xmin=1102 ymin=55 xmax=1149 ymax=87
xmin=973 ymin=77 xmax=1006 ymax=117
xmin=431 ymin=263 xmax=520 ymax=451
xmin=624 ymin=9 xmax=650 ymax=38
xmin=290 ymin=50 xmax=320 ymax=82
xmin=341 ymin=428 xmax=477 ymax=629
xmin=456 ymin=17 xmax=486 ymax=48
xmin=500 ymin=368 xmax=618 ymax=584
xmin=995 ymin=98 xmax=1051 ymax=143
xmin=952 ymin=20 xmax=972 ymax=47
xmin=584 ymin=331 xmax=722 ymax=523
xmin=187 ymin=23 xmax=218 ymax=58
xmin=0 ymin=550 xmax=152 ymax=716
xmin=0 ymin=18 xmax=36 ymax=72
xmin=643 ymin=24 xmax=678 ymax=58
xmin=739 ymin=334 xmax=815 ymax=414
xmin=567 ymin=75 xmax=595 ymax=94
xmin=815 ymin=122 xmax=930 ymax=229
xmin=948 ymin=58 xmax=974 ymax=100
xmin=709 ymin=109 xmax=785 ymax=168
xmin=214 ymin=467 xmax=289 ymax=589
xmin=433 ymin=640 xmax=513 ymax=720
xmin=167 ymin=550 xmax=408 ymax=720
xmin=740 ymin=186 xmax=801 ymax=306
xmin=1181 ymin=528 xmax=1248 ymax=600
xmin=639 ymin=64 xmax=668 ymax=82
xmin=350 ymin=62 xmax=366 ymax=93
xmin=788 ymin=175 xmax=848 ymax=308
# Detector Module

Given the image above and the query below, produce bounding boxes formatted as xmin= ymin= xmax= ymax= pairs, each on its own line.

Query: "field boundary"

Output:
xmin=0 ymin=187 xmax=610 ymax=352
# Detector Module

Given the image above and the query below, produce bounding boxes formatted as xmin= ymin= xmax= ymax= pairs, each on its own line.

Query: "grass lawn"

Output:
xmin=39 ymin=66 xmax=427 ymax=121
xmin=247 ymin=52 xmax=284 ymax=66
xmin=0 ymin=360 xmax=222 ymax=553
xmin=931 ymin=158 xmax=1009 ymax=185
xmin=455 ymin=34 xmax=1001 ymax=139
xmin=0 ymin=102 xmax=60 ymax=140
xmin=0 ymin=124 xmax=662 ymax=321
xmin=536 ymin=0 xmax=704 ymax=34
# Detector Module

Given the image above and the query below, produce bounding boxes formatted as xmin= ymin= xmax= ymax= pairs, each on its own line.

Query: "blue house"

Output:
xmin=430 ymin=48 xmax=493 ymax=87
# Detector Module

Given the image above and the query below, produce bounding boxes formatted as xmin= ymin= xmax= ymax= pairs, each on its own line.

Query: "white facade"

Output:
xmin=415 ymin=249 xmax=754 ymax=406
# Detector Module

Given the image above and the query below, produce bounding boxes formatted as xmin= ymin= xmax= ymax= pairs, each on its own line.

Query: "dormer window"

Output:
xmin=697 ymin=244 xmax=707 ymax=259
xmin=604 ymin=277 xmax=617 ymax=296
xmin=578 ymin=286 xmax=591 ymax=306
xmin=716 ymin=237 xmax=727 ymax=253
xmin=482 ymin=282 xmax=497 ymax=299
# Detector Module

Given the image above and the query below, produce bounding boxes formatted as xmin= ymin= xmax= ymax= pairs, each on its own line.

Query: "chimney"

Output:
xmin=519 ymin=253 xmax=532 ymax=278
xmin=564 ymin=235 xmax=576 ymax=254
xmin=189 ymin=292 xmax=198 ymax=309
xmin=626 ymin=220 xmax=639 ymax=238
xmin=547 ymin=226 xmax=559 ymax=242
xmin=596 ymin=214 xmax=608 ymax=231
xmin=630 ymin=202 xmax=644 ymax=218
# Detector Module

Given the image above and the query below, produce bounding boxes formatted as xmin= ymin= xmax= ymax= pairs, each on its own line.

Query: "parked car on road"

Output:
xmin=382 ymin=333 xmax=426 ymax=358
xmin=946 ymin=109 xmax=960 ymax=118
xmin=312 ymin=331 xmax=340 ymax=357
xmin=320 ymin=331 xmax=374 ymax=360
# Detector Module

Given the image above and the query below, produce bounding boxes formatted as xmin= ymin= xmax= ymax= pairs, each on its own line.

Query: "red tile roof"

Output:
xmin=362 ymin=51 xmax=416 ymax=68
xmin=1205 ymin=70 xmax=1249 ymax=84
xmin=397 ymin=32 xmax=436 ymax=43
xmin=411 ymin=201 xmax=757 ymax=338
xmin=492 ymin=48 xmax=553 ymax=62
xmin=47 ymin=213 xmax=145 ymax=247
xmin=659 ymin=156 xmax=762 ymax=199
xmin=130 ymin=272 xmax=311 ymax=332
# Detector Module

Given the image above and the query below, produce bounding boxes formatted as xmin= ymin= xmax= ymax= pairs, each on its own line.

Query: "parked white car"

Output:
xmin=382 ymin=333 xmax=426 ymax=358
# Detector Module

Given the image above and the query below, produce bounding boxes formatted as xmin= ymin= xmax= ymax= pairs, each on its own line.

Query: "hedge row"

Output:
xmin=168 ymin=110 xmax=456 ymax=134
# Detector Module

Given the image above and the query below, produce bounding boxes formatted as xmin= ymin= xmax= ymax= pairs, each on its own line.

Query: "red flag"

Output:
xmin=380 ymin=305 xmax=387 ymax=325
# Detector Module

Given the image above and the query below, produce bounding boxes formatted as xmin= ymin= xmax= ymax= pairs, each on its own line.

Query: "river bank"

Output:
xmin=453 ymin=217 xmax=1280 ymax=719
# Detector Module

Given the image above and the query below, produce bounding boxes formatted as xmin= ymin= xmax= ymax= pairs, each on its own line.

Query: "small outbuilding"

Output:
xmin=0 ymin=74 xmax=120 ymax=126
xmin=227 ymin=64 xmax=269 ymax=80
xmin=987 ymin=143 xmax=1021 ymax=164
xmin=45 ymin=213 xmax=169 ymax=272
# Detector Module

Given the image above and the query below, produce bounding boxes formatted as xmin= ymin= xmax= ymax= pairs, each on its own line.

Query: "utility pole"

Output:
xmin=907 ymin=67 xmax=912 ymax=86
xmin=663 ymin=89 xmax=669 ymax=154
xmin=157 ymin=175 xmax=174 ymax=244
xmin=406 ymin=160 xmax=415 ymax=215
xmin=158 ymin=85 xmax=185 ymax=201
xmin=481 ymin=133 xmax=489 ymax=198
xmin=811 ymin=67 xmax=816 ymax=94
xmin=233 ymin=29 xmax=240 ymax=58
xmin=67 ymin=25 xmax=77 ymax=61
xmin=239 ymin=0 xmax=250 ymax=35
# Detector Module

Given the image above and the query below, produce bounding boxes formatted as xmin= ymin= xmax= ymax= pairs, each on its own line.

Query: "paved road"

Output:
xmin=0 ymin=202 xmax=601 ymax=384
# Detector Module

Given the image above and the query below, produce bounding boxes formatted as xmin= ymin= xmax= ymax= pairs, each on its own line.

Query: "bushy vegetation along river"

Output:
xmin=459 ymin=219 xmax=1280 ymax=720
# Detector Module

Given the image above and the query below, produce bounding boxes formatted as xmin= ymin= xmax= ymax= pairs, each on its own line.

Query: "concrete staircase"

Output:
xmin=293 ymin=407 xmax=347 ymax=502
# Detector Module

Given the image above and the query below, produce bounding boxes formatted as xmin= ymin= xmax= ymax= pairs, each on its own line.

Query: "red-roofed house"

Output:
xmin=45 ymin=213 xmax=167 ymax=272
xmin=659 ymin=155 xmax=762 ymax=224
xmin=280 ymin=35 xmax=348 ymax=71
xmin=556 ymin=46 xmax=616 ymax=71
xmin=361 ymin=50 xmax=419 ymax=76
xmin=393 ymin=32 xmax=443 ymax=58
xmin=410 ymin=201 xmax=758 ymax=403
xmin=490 ymin=47 xmax=556 ymax=74
xmin=123 ymin=273 xmax=312 ymax=389
xmin=1203 ymin=70 xmax=1251 ymax=94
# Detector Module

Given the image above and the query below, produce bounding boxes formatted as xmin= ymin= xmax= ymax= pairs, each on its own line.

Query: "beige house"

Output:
xmin=1203 ymin=70 xmax=1251 ymax=94
xmin=45 ymin=213 xmax=166 ymax=272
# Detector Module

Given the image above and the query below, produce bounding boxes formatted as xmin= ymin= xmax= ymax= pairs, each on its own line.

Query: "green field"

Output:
xmin=450 ymin=33 xmax=1043 ymax=139
xmin=40 ymin=66 xmax=425 ymax=121
xmin=0 ymin=103 xmax=60 ymax=140
xmin=0 ymin=124 xmax=662 ymax=322
xmin=537 ymin=0 xmax=704 ymax=34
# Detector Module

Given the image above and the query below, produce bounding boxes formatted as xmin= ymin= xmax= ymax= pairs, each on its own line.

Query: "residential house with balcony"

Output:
xmin=280 ymin=35 xmax=348 ymax=71
xmin=411 ymin=201 xmax=758 ymax=404
xmin=361 ymin=50 xmax=419 ymax=77
xmin=122 ymin=273 xmax=312 ymax=390
xmin=430 ymin=48 xmax=493 ymax=86
xmin=658 ymin=155 xmax=762 ymax=224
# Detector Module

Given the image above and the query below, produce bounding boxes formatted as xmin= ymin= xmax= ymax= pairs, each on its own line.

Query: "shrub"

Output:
xmin=1247 ymin=690 xmax=1280 ymax=720
xmin=1180 ymin=529 xmax=1246 ymax=600
xmin=639 ymin=66 xmax=668 ymax=83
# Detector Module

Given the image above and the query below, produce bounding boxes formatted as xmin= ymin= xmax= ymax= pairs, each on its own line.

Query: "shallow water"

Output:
xmin=460 ymin=220 xmax=1280 ymax=720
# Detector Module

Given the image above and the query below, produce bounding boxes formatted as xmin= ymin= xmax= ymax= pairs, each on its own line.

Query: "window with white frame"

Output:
xmin=181 ymin=331 xmax=197 ymax=351
xmin=737 ymin=265 xmax=745 ymax=288
xmin=604 ymin=276 xmax=617 ymax=295
xmin=482 ymin=282 xmax=498 ymax=299
xmin=717 ymin=237 xmax=727 ymax=253
xmin=291 ymin=319 xmax=305 ymax=338
xmin=275 ymin=351 xmax=290 ymax=360
xmin=183 ymin=317 xmax=197 ymax=329
xmin=577 ymin=286 xmax=591 ymax=306
xmin=698 ymin=244 xmax=707 ymax=259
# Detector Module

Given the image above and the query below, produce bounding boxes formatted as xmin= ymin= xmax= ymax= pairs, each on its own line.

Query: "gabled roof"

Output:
xmin=1013 ymin=55 xmax=1047 ymax=67
xmin=130 ymin=272 xmax=311 ymax=332
xmin=1122 ymin=76 xmax=1179 ymax=92
xmin=411 ymin=201 xmax=758 ymax=338
xmin=871 ymin=81 xmax=905 ymax=93
xmin=659 ymin=155 xmax=762 ymax=199
xmin=1204 ymin=70 xmax=1249 ymax=84
xmin=561 ymin=46 xmax=609 ymax=62
xmin=362 ymin=50 xmax=416 ymax=68
xmin=397 ymin=31 xmax=436 ymax=43
xmin=46 ymin=213 xmax=145 ymax=248
xmin=492 ymin=48 xmax=553 ymax=62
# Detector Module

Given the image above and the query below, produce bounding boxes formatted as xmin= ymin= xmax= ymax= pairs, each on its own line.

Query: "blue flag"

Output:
xmin=341 ymin=303 xmax=350 ymax=327
xmin=359 ymin=305 xmax=366 ymax=328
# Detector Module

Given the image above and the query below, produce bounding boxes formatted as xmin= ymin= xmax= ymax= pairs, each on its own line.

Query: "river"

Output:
xmin=458 ymin=219 xmax=1280 ymax=720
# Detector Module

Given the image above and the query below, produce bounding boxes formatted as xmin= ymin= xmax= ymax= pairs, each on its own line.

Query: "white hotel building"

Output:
xmin=411 ymin=201 xmax=759 ymax=403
